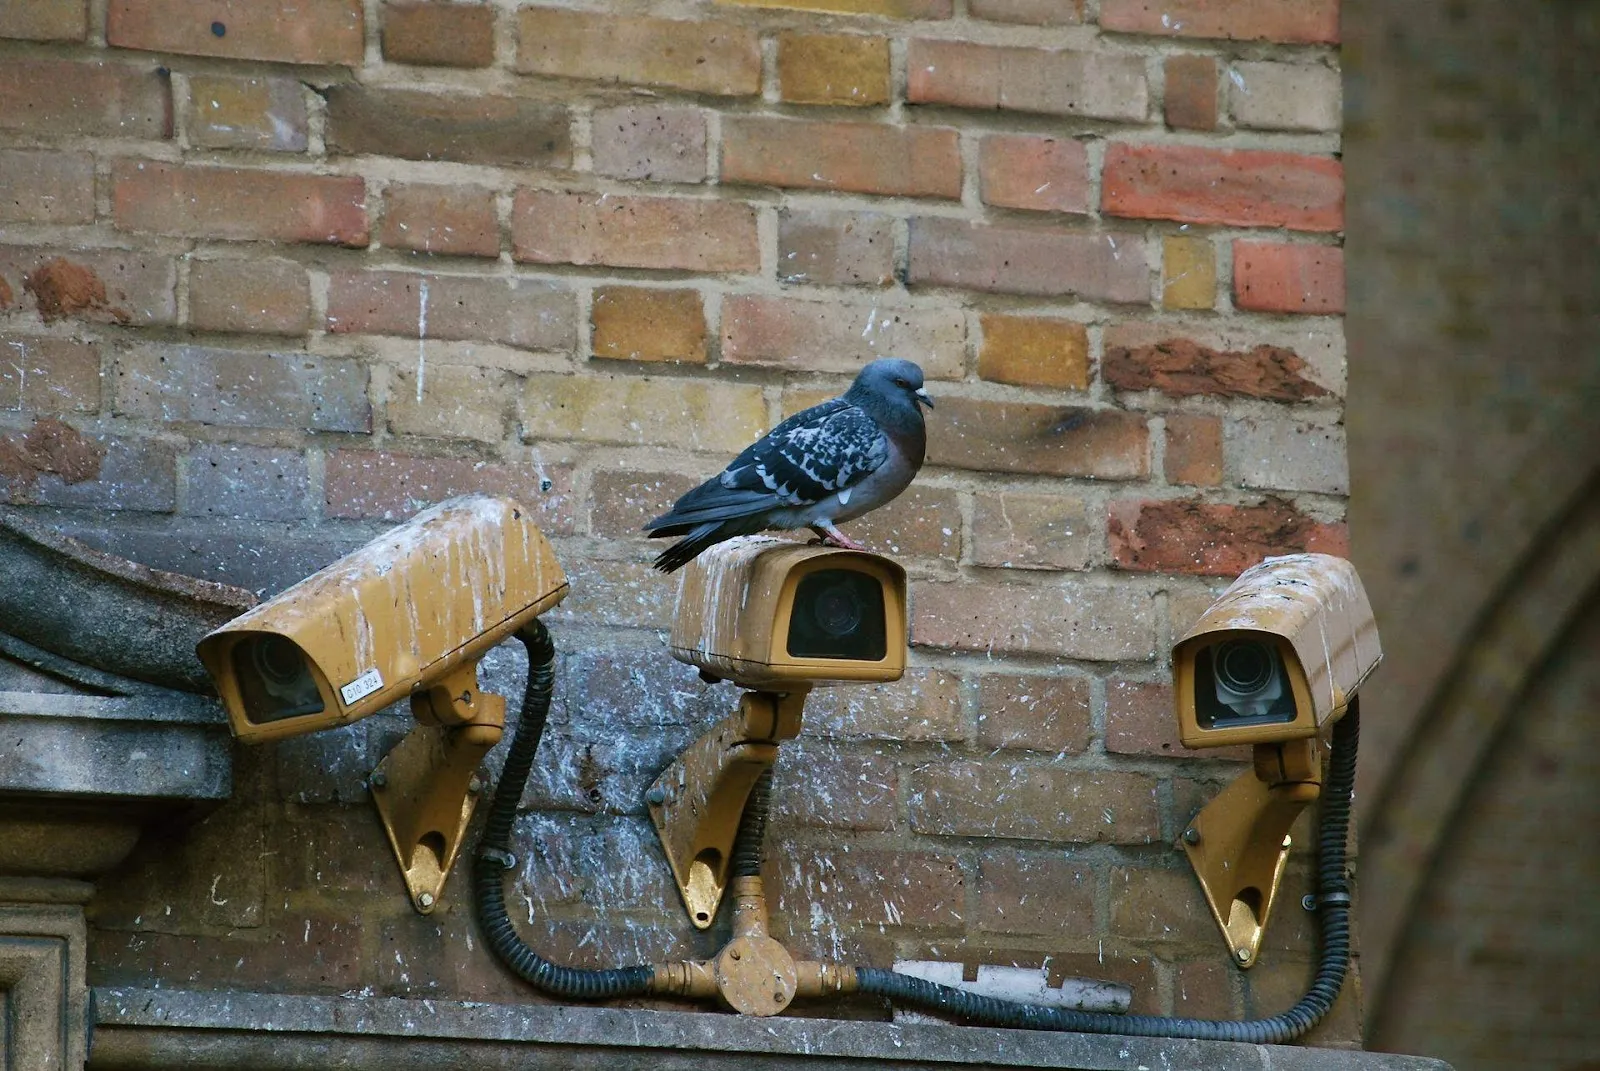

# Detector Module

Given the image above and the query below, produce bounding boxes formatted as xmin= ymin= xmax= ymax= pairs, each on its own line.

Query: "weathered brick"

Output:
xmin=388 ymin=364 xmax=509 ymax=443
xmin=969 ymin=0 xmax=1084 ymax=24
xmin=777 ymin=32 xmax=891 ymax=106
xmin=0 ymin=0 xmax=87 ymax=40
xmin=1229 ymin=61 xmax=1342 ymax=132
xmin=1105 ymin=680 xmax=1182 ymax=757
xmin=327 ymin=271 xmax=575 ymax=352
xmin=379 ymin=184 xmax=499 ymax=258
xmin=115 ymin=345 xmax=370 ymax=433
xmin=978 ymin=135 xmax=1090 ymax=215
xmin=1102 ymin=144 xmax=1343 ymax=232
xmin=723 ymin=0 xmax=951 ymax=14
xmin=908 ymin=218 xmax=1150 ymax=304
xmin=591 ymin=287 xmax=707 ymax=364
xmin=907 ymin=39 xmax=1148 ymax=122
xmin=1104 ymin=320 xmax=1343 ymax=400
xmin=805 ymin=669 xmax=963 ymax=741
xmin=778 ymin=210 xmax=895 ymax=287
xmin=912 ymin=576 xmax=1155 ymax=660
xmin=1108 ymin=498 xmax=1348 ymax=576
xmin=548 ymin=558 xmax=678 ymax=632
xmin=977 ymin=314 xmax=1089 ymax=390
xmin=972 ymin=492 xmax=1094 ymax=571
xmin=113 ymin=161 xmax=368 ymax=246
xmin=184 ymin=74 xmax=308 ymax=151
xmin=1227 ymin=417 xmax=1348 ymax=495
xmin=722 ymin=296 xmax=964 ymax=379
xmin=520 ymin=374 xmax=766 ymax=454
xmin=512 ymin=192 xmax=759 ymax=274
xmin=776 ymin=847 xmax=964 ymax=928
xmin=723 ymin=117 xmax=960 ymax=199
xmin=89 ymin=914 xmax=362 ymax=993
xmin=1161 ymin=236 xmax=1216 ymax=311
xmin=183 ymin=444 xmax=310 ymax=521
xmin=1163 ymin=414 xmax=1224 ymax=487
xmin=977 ymin=850 xmax=1095 ymax=934
xmin=911 ymin=762 xmax=1160 ymax=843
xmin=0 ymin=424 xmax=176 ymax=512
xmin=591 ymin=106 xmax=707 ymax=184
xmin=976 ymin=674 xmax=1091 ymax=753
xmin=844 ymin=484 xmax=962 ymax=559
xmin=1099 ymin=0 xmax=1339 ymax=45
xmin=773 ymin=742 xmax=898 ymax=831
xmin=325 ymin=449 xmax=575 ymax=532
xmin=382 ymin=1 xmax=495 ymax=68
xmin=0 ymin=338 xmax=101 ymax=413
xmin=926 ymin=396 xmax=1148 ymax=478
xmin=326 ymin=87 xmax=570 ymax=168
xmin=1247 ymin=954 xmax=1364 ymax=1047
xmin=374 ymin=907 xmax=531 ymax=1004
xmin=563 ymin=653 xmax=732 ymax=731
xmin=1176 ymin=958 xmax=1239 ymax=1019
xmin=107 ymin=0 xmax=364 ymax=65
xmin=1110 ymin=865 xmax=1217 ymax=944
xmin=188 ymin=257 xmax=311 ymax=336
xmin=0 ymin=59 xmax=170 ymax=139
xmin=0 ymin=248 xmax=176 ymax=327
xmin=589 ymin=470 xmax=698 ymax=538
xmin=1233 ymin=241 xmax=1344 ymax=314
xmin=1164 ymin=54 xmax=1218 ymax=130
xmin=0 ymin=151 xmax=94 ymax=224
xmin=515 ymin=9 xmax=760 ymax=97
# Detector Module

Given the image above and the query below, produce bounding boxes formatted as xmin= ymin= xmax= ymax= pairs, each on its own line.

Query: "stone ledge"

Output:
xmin=89 ymin=987 xmax=1453 ymax=1071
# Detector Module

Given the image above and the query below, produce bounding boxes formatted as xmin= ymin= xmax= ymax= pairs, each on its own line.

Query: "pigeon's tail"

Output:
xmin=651 ymin=515 xmax=770 ymax=573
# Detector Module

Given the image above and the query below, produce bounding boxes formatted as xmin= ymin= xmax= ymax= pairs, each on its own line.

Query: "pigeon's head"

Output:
xmin=851 ymin=358 xmax=934 ymax=421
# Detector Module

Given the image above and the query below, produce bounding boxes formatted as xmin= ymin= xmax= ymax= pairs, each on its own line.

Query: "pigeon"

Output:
xmin=644 ymin=358 xmax=934 ymax=573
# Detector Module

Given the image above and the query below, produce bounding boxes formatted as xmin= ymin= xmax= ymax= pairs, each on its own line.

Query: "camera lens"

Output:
xmin=787 ymin=569 xmax=887 ymax=661
xmin=1194 ymin=638 xmax=1295 ymax=728
xmin=252 ymin=635 xmax=305 ymax=686
xmin=233 ymin=634 xmax=324 ymax=723
xmin=811 ymin=583 xmax=864 ymax=637
xmin=1215 ymin=640 xmax=1274 ymax=695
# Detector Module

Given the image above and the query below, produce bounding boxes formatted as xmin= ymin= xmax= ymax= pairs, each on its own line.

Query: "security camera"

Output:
xmin=1173 ymin=553 xmax=1381 ymax=750
xmin=668 ymin=536 xmax=908 ymax=690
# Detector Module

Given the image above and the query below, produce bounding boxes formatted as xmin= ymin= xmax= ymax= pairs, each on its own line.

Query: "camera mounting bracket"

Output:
xmin=647 ymin=688 xmax=808 ymax=929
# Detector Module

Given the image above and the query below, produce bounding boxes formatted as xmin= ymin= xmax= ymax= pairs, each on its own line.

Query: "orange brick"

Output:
xmin=1108 ymin=497 xmax=1349 ymax=576
xmin=971 ymin=491 xmax=1094 ymax=571
xmin=977 ymin=314 xmax=1089 ymax=390
xmin=1163 ymin=54 xmax=1218 ymax=130
xmin=0 ymin=0 xmax=87 ymax=40
xmin=515 ymin=9 xmax=760 ymax=96
xmin=379 ymin=184 xmax=499 ymax=258
xmin=907 ymin=39 xmax=1147 ymax=121
xmin=910 ymin=762 xmax=1160 ymax=843
xmin=976 ymin=674 xmax=1091 ymax=753
xmin=107 ymin=0 xmax=363 ymax=65
xmin=777 ymin=32 xmax=890 ymax=106
xmin=188 ymin=258 xmax=311 ymax=336
xmin=511 ymin=191 xmax=758 ymax=274
xmin=0 ymin=338 xmax=101 ymax=412
xmin=978 ymin=134 xmax=1090 ymax=215
xmin=1105 ymin=680 xmax=1185 ymax=757
xmin=722 ymin=295 xmax=964 ymax=379
xmin=1161 ymin=235 xmax=1216 ymax=311
xmin=185 ymin=74 xmax=308 ymax=152
xmin=1104 ymin=329 xmax=1334 ymax=402
xmin=911 ymin=576 xmax=1155 ymax=660
xmin=926 ymin=396 xmax=1148 ymax=478
xmin=1103 ymin=144 xmax=1343 ymax=232
xmin=1234 ymin=241 xmax=1345 ymax=314
xmin=1163 ymin=414 xmax=1224 ymax=487
xmin=326 ymin=271 xmax=575 ymax=351
xmin=908 ymin=217 xmax=1149 ymax=303
xmin=1100 ymin=0 xmax=1340 ymax=45
xmin=112 ymin=161 xmax=367 ymax=246
xmin=722 ymin=116 xmax=960 ymax=199
xmin=381 ymin=1 xmax=494 ymax=68
xmin=591 ymin=287 xmax=707 ymax=364
xmin=0 ymin=248 xmax=177 ymax=327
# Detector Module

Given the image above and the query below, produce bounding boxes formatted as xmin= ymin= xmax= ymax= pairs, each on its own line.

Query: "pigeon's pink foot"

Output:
xmin=811 ymin=523 xmax=869 ymax=552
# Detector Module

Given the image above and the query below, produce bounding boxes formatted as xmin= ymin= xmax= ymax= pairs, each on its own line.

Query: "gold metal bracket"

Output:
xmin=647 ymin=689 xmax=807 ymax=929
xmin=1182 ymin=737 xmax=1323 ymax=968
xmin=371 ymin=664 xmax=504 ymax=914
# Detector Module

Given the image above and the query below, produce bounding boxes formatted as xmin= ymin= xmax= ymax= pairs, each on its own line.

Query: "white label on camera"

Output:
xmin=340 ymin=668 xmax=384 ymax=706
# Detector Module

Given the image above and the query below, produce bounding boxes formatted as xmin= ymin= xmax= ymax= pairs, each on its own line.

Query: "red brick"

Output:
xmin=327 ymin=271 xmax=576 ymax=352
xmin=0 ymin=0 xmax=87 ymax=40
xmin=1100 ymin=0 xmax=1340 ymax=45
xmin=969 ymin=0 xmax=1084 ymax=24
xmin=804 ymin=669 xmax=964 ymax=742
xmin=777 ymin=32 xmax=891 ymax=107
xmin=1102 ymin=144 xmax=1343 ymax=232
xmin=1108 ymin=498 xmax=1349 ymax=576
xmin=912 ymin=577 xmax=1155 ymax=661
xmin=976 ymin=674 xmax=1091 ymax=753
xmin=722 ymin=295 xmax=964 ymax=379
xmin=977 ymin=850 xmax=1095 ymax=934
xmin=379 ymin=184 xmax=499 ymax=258
xmin=515 ymin=9 xmax=760 ymax=97
xmin=1164 ymin=54 xmax=1218 ymax=130
xmin=1105 ymin=680 xmax=1184 ymax=757
xmin=183 ymin=444 xmax=310 ymax=521
xmin=1109 ymin=865 xmax=1217 ymax=944
xmin=908 ymin=217 xmax=1149 ymax=303
xmin=588 ymin=469 xmax=698 ymax=537
xmin=779 ymin=210 xmax=895 ymax=287
xmin=114 ymin=345 xmax=369 ymax=433
xmin=113 ymin=161 xmax=367 ymax=246
xmin=388 ymin=363 xmax=509 ymax=443
xmin=773 ymin=742 xmax=898 ymax=831
xmin=325 ymin=87 xmax=570 ymax=168
xmin=722 ymin=117 xmax=960 ymax=200
xmin=0 ymin=425 xmax=175 ymax=513
xmin=591 ymin=287 xmax=707 ymax=364
xmin=188 ymin=257 xmax=311 ymax=336
xmin=591 ymin=105 xmax=707 ymax=184
xmin=184 ymin=74 xmax=308 ymax=152
xmin=776 ymin=847 xmax=965 ymax=928
xmin=978 ymin=135 xmax=1089 ymax=215
xmin=326 ymin=450 xmax=574 ymax=533
xmin=907 ymin=39 xmax=1147 ymax=121
xmin=1234 ymin=241 xmax=1345 ymax=314
xmin=1105 ymin=335 xmax=1334 ymax=402
xmin=0 ymin=338 xmax=101 ymax=413
xmin=925 ymin=396 xmax=1149 ymax=478
xmin=0 ymin=151 xmax=94 ymax=224
xmin=107 ymin=0 xmax=364 ymax=65
xmin=382 ymin=1 xmax=494 ymax=68
xmin=1163 ymin=414 xmax=1224 ymax=487
xmin=722 ymin=0 xmax=951 ymax=15
xmin=0 ymin=59 xmax=170 ymax=139
xmin=0 ymin=248 xmax=176 ymax=327
xmin=910 ymin=762 xmax=1160 ymax=843
xmin=977 ymin=314 xmax=1089 ymax=390
xmin=512 ymin=191 xmax=758 ymax=274
xmin=971 ymin=492 xmax=1094 ymax=571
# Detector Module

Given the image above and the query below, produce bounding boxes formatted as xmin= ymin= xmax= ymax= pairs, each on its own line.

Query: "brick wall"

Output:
xmin=0 ymin=0 xmax=1352 ymax=1043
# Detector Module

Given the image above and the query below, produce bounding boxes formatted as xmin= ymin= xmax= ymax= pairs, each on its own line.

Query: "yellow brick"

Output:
xmin=977 ymin=314 xmax=1089 ymax=390
xmin=591 ymin=287 xmax=707 ymax=364
xmin=389 ymin=364 xmax=509 ymax=444
xmin=521 ymin=374 xmax=767 ymax=454
xmin=778 ymin=33 xmax=891 ymax=107
xmin=1162 ymin=236 xmax=1216 ymax=310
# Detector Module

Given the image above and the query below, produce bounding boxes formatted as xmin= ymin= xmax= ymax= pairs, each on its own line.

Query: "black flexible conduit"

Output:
xmin=730 ymin=767 xmax=774 ymax=879
xmin=855 ymin=704 xmax=1362 ymax=1043
xmin=472 ymin=620 xmax=655 ymax=999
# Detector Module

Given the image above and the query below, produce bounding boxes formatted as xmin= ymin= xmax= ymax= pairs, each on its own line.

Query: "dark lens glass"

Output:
xmin=787 ymin=569 xmax=887 ymax=661
xmin=1216 ymin=641 xmax=1273 ymax=694
xmin=1193 ymin=639 xmax=1297 ymax=729
xmin=231 ymin=634 xmax=325 ymax=723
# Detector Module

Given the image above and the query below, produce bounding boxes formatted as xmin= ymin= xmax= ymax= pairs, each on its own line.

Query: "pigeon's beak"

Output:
xmin=915 ymin=387 xmax=934 ymax=410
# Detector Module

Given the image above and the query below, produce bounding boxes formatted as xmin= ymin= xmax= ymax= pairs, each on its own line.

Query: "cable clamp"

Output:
xmin=1316 ymin=890 xmax=1352 ymax=909
xmin=478 ymin=847 xmax=518 ymax=870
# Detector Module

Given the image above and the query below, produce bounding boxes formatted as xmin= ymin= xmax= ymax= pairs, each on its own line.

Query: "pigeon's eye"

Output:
xmin=894 ymin=377 xmax=910 ymax=388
